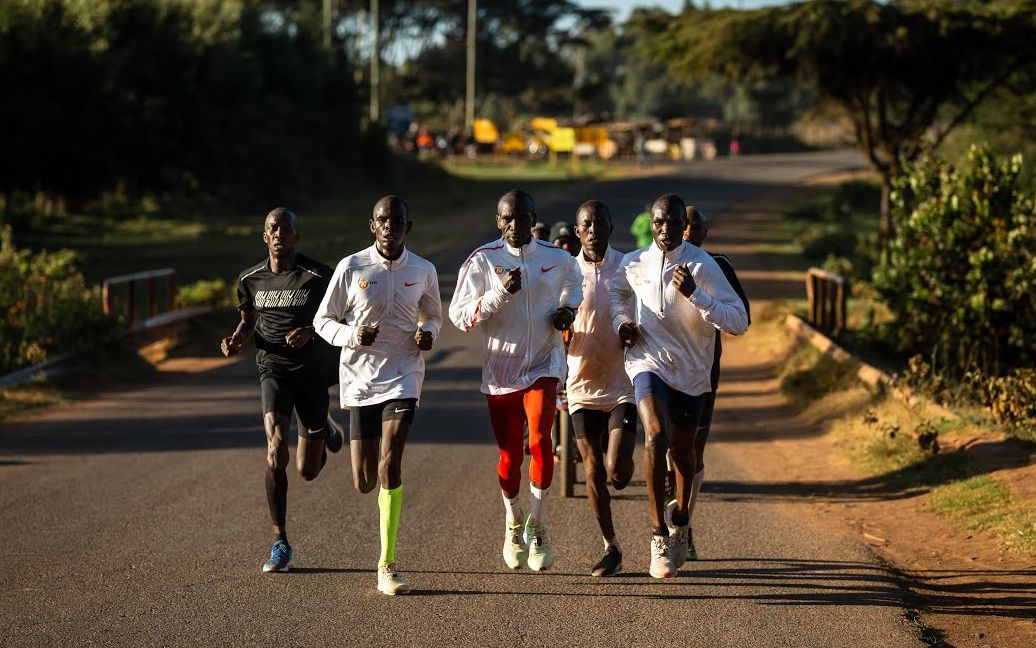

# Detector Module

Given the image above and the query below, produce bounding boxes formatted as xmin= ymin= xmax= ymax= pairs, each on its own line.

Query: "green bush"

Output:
xmin=0 ymin=226 xmax=114 ymax=374
xmin=874 ymin=146 xmax=1036 ymax=378
xmin=176 ymin=279 xmax=234 ymax=308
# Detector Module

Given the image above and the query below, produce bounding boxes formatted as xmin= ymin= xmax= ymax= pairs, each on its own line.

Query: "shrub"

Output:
xmin=874 ymin=146 xmax=1036 ymax=378
xmin=0 ymin=226 xmax=114 ymax=374
xmin=176 ymin=278 xmax=234 ymax=308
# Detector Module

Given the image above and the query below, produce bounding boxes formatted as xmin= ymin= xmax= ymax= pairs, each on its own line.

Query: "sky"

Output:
xmin=575 ymin=0 xmax=790 ymax=22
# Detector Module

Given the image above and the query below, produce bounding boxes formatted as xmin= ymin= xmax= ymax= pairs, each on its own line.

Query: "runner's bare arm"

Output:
xmin=221 ymin=308 xmax=257 ymax=357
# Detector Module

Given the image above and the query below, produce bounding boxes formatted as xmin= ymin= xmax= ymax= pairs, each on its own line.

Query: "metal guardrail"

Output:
xmin=102 ymin=268 xmax=176 ymax=325
xmin=805 ymin=267 xmax=848 ymax=336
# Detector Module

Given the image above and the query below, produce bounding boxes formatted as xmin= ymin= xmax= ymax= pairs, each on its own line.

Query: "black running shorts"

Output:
xmin=697 ymin=390 xmax=718 ymax=441
xmin=633 ymin=372 xmax=710 ymax=430
xmin=349 ymin=399 xmax=417 ymax=441
xmin=570 ymin=403 xmax=637 ymax=439
xmin=259 ymin=369 xmax=330 ymax=440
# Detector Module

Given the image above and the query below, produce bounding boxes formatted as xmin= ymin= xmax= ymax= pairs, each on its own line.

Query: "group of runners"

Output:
xmin=221 ymin=189 xmax=749 ymax=595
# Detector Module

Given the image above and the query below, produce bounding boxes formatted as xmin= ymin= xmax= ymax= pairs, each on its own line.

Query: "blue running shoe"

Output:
xmin=262 ymin=539 xmax=292 ymax=573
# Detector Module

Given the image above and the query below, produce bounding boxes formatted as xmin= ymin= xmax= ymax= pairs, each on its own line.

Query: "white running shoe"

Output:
xmin=665 ymin=499 xmax=689 ymax=569
xmin=377 ymin=563 xmax=410 ymax=595
xmin=524 ymin=517 xmax=554 ymax=572
xmin=649 ymin=534 xmax=676 ymax=579
xmin=503 ymin=513 xmax=528 ymax=569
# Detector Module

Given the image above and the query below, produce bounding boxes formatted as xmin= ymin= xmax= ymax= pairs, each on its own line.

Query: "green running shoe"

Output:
xmin=524 ymin=517 xmax=554 ymax=572
xmin=502 ymin=512 xmax=527 ymax=569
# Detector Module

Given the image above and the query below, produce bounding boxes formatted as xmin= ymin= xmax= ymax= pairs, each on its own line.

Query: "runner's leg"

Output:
xmin=605 ymin=403 xmax=636 ymax=490
xmin=350 ymin=404 xmax=382 ymax=494
xmin=294 ymin=375 xmax=330 ymax=481
xmin=487 ymin=390 xmax=529 ymax=569
xmin=525 ymin=377 xmax=558 ymax=493
xmin=377 ymin=400 xmax=415 ymax=576
xmin=690 ymin=391 xmax=716 ymax=521
xmin=669 ymin=393 xmax=707 ymax=525
xmin=487 ymin=390 xmax=526 ymax=500
xmin=573 ymin=409 xmax=614 ymax=541
xmin=264 ymin=412 xmax=291 ymax=539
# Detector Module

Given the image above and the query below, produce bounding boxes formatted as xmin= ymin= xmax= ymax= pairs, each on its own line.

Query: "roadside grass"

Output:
xmin=440 ymin=157 xmax=619 ymax=181
xmin=760 ymin=302 xmax=1036 ymax=556
xmin=0 ymin=385 xmax=66 ymax=420
xmin=17 ymin=158 xmax=607 ymax=287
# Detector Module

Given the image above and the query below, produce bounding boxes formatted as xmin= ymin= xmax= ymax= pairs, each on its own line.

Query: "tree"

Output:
xmin=633 ymin=0 xmax=1036 ymax=238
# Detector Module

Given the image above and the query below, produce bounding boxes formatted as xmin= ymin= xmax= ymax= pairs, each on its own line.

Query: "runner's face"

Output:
xmin=263 ymin=214 xmax=298 ymax=259
xmin=497 ymin=202 xmax=534 ymax=248
xmin=370 ymin=207 xmax=411 ymax=258
xmin=685 ymin=211 xmax=706 ymax=247
xmin=575 ymin=208 xmax=611 ymax=257
xmin=651 ymin=207 xmax=685 ymax=252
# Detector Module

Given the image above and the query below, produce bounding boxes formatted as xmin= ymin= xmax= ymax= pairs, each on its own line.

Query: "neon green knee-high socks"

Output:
xmin=378 ymin=485 xmax=404 ymax=566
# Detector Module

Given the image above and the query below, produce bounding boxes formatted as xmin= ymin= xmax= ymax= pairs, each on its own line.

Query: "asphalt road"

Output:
xmin=1 ymin=150 xmax=925 ymax=647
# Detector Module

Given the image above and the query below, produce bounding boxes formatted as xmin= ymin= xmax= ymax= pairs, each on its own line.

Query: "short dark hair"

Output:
xmin=373 ymin=195 xmax=409 ymax=221
xmin=265 ymin=207 xmax=297 ymax=226
xmin=651 ymin=193 xmax=686 ymax=221
xmin=497 ymin=189 xmax=536 ymax=216
xmin=576 ymin=200 xmax=612 ymax=223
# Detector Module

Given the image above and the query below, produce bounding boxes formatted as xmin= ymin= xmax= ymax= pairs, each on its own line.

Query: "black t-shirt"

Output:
xmin=237 ymin=253 xmax=334 ymax=375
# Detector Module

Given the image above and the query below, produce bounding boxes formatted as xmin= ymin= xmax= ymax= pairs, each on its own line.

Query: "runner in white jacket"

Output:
xmin=610 ymin=193 xmax=749 ymax=579
xmin=314 ymin=195 xmax=442 ymax=596
xmin=449 ymin=189 xmax=582 ymax=572
xmin=565 ymin=200 xmax=637 ymax=577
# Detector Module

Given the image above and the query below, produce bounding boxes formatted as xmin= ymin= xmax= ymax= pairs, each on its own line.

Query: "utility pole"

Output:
xmin=465 ymin=0 xmax=476 ymax=135
xmin=322 ymin=0 xmax=332 ymax=48
xmin=370 ymin=0 xmax=380 ymax=122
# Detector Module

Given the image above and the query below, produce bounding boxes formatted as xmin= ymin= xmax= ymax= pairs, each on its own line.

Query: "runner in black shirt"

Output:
xmin=678 ymin=205 xmax=751 ymax=561
xmin=220 ymin=207 xmax=343 ymax=573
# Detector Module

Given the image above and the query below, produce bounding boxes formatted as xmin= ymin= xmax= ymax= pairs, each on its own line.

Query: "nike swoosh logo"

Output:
xmin=540 ymin=265 xmax=557 ymax=273
xmin=394 ymin=408 xmax=410 ymax=413
xmin=404 ymin=281 xmax=418 ymax=287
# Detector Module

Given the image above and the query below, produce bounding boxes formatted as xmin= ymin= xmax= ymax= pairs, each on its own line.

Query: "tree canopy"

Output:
xmin=633 ymin=0 xmax=1036 ymax=234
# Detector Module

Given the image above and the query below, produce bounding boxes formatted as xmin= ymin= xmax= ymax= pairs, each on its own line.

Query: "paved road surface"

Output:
xmin=1 ymin=151 xmax=924 ymax=647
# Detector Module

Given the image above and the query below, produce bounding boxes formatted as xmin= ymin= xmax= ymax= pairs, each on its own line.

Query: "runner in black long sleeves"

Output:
xmin=680 ymin=205 xmax=751 ymax=561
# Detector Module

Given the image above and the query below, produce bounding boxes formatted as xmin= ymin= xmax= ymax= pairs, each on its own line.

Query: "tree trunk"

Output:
xmin=879 ymin=176 xmax=893 ymax=248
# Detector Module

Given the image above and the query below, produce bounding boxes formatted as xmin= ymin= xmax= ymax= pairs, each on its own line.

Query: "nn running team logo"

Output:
xmin=358 ymin=278 xmax=370 ymax=289
xmin=253 ymin=289 xmax=311 ymax=308
xmin=494 ymin=265 xmax=504 ymax=275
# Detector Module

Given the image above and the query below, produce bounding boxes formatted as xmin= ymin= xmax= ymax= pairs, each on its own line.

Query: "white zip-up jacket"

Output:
xmin=314 ymin=245 xmax=442 ymax=407
xmin=609 ymin=241 xmax=749 ymax=397
xmin=566 ymin=246 xmax=635 ymax=411
xmin=450 ymin=238 xmax=583 ymax=395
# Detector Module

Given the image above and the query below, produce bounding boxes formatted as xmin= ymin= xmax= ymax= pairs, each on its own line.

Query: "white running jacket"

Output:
xmin=610 ymin=241 xmax=749 ymax=397
xmin=566 ymin=246 xmax=635 ymax=411
xmin=450 ymin=238 xmax=583 ymax=395
xmin=314 ymin=245 xmax=442 ymax=407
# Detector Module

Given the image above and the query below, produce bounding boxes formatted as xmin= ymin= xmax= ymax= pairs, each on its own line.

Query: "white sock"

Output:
xmin=688 ymin=468 xmax=705 ymax=523
xmin=605 ymin=536 xmax=622 ymax=554
xmin=529 ymin=485 xmax=549 ymax=525
xmin=502 ymin=491 xmax=522 ymax=524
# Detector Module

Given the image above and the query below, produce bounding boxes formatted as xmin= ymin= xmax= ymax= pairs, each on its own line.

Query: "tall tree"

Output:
xmin=634 ymin=0 xmax=1036 ymax=237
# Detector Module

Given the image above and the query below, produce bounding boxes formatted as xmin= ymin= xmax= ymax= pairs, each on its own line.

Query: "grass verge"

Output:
xmin=17 ymin=158 xmax=614 ymax=286
xmin=764 ymin=305 xmax=1036 ymax=556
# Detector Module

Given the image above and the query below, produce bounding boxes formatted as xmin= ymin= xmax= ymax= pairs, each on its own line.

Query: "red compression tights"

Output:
xmin=486 ymin=377 xmax=558 ymax=496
